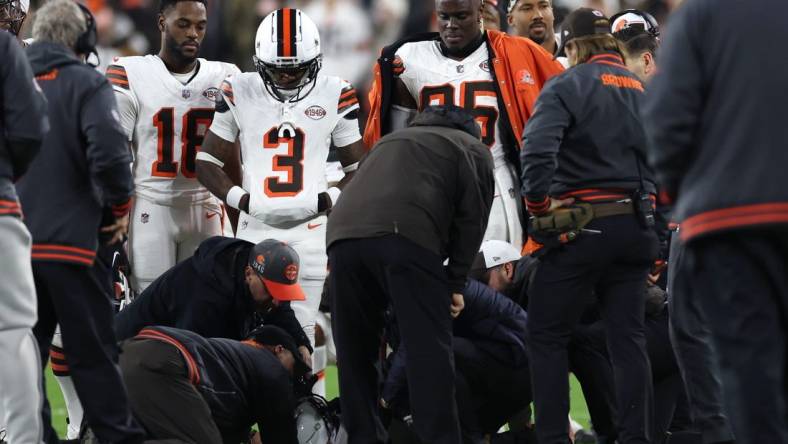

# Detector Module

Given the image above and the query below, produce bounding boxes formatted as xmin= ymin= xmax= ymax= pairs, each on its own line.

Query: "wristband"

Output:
xmin=195 ymin=151 xmax=225 ymax=168
xmin=226 ymin=186 xmax=248 ymax=211
xmin=326 ymin=187 xmax=341 ymax=206
xmin=341 ymin=162 xmax=359 ymax=173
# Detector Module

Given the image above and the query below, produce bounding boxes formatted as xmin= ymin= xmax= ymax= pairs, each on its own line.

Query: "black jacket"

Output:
xmin=327 ymin=121 xmax=494 ymax=292
xmin=133 ymin=326 xmax=298 ymax=444
xmin=17 ymin=42 xmax=132 ymax=265
xmin=0 ymin=31 xmax=48 ymax=215
xmin=382 ymin=279 xmax=528 ymax=402
xmin=115 ymin=236 xmax=311 ymax=350
xmin=521 ymin=52 xmax=655 ymax=213
xmin=643 ymin=0 xmax=788 ymax=241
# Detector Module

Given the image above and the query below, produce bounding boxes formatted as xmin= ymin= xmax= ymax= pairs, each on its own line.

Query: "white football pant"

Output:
xmin=129 ymin=196 xmax=224 ymax=293
xmin=484 ymin=162 xmax=524 ymax=249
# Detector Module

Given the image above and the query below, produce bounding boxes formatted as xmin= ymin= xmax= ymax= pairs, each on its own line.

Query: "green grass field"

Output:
xmin=45 ymin=366 xmax=591 ymax=438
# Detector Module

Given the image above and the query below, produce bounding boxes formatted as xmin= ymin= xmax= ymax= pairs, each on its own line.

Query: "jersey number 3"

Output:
xmin=263 ymin=127 xmax=305 ymax=198
xmin=152 ymin=108 xmax=215 ymax=179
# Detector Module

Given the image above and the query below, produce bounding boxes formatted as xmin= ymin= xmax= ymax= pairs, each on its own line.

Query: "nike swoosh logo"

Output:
xmin=307 ymin=223 xmax=322 ymax=230
xmin=206 ymin=212 xmax=220 ymax=219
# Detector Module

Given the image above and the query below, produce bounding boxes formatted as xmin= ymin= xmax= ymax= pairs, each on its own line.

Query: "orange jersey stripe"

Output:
xmin=31 ymin=253 xmax=94 ymax=266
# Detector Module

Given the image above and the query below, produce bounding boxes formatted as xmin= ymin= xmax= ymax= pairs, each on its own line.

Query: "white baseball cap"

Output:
xmin=472 ymin=240 xmax=521 ymax=271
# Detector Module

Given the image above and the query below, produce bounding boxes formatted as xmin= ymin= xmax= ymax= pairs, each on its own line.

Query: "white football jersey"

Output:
xmin=395 ymin=41 xmax=507 ymax=166
xmin=209 ymin=72 xmax=360 ymax=224
xmin=107 ymin=56 xmax=240 ymax=205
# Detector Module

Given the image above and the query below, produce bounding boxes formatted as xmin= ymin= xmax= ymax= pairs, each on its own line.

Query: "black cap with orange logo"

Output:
xmin=248 ymin=239 xmax=306 ymax=302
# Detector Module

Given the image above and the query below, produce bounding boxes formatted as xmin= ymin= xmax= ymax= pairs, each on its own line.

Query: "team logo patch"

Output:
xmin=479 ymin=60 xmax=490 ymax=72
xmin=284 ymin=264 xmax=299 ymax=282
xmin=456 ymin=65 xmax=465 ymax=74
xmin=182 ymin=89 xmax=191 ymax=99
xmin=252 ymin=254 xmax=266 ymax=274
xmin=141 ymin=213 xmax=149 ymax=224
xmin=202 ymin=87 xmax=221 ymax=102
xmin=518 ymin=69 xmax=535 ymax=85
xmin=304 ymin=105 xmax=327 ymax=120
xmin=241 ymin=220 xmax=248 ymax=230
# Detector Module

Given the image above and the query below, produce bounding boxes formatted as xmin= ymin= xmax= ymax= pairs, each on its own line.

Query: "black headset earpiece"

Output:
xmin=75 ymin=3 xmax=99 ymax=66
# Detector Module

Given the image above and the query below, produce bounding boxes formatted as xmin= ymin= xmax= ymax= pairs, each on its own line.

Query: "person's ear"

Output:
xmin=158 ymin=13 xmax=166 ymax=33
xmin=643 ymin=52 xmax=655 ymax=75
xmin=507 ymin=13 xmax=515 ymax=27
xmin=504 ymin=262 xmax=515 ymax=279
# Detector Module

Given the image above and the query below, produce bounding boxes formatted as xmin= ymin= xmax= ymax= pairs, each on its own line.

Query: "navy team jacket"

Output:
xmin=18 ymin=42 xmax=132 ymax=266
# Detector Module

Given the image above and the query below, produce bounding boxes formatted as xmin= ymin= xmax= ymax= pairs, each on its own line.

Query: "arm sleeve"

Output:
xmin=2 ymin=35 xmax=48 ymax=176
xmin=331 ymin=112 xmax=362 ymax=147
xmin=113 ymin=89 xmax=138 ymax=142
xmin=446 ymin=144 xmax=495 ymax=293
xmin=82 ymin=79 xmax=134 ymax=209
xmin=208 ymin=93 xmax=239 ymax=142
xmin=520 ymin=83 xmax=571 ymax=214
xmin=641 ymin=4 xmax=705 ymax=200
xmin=263 ymin=303 xmax=313 ymax=353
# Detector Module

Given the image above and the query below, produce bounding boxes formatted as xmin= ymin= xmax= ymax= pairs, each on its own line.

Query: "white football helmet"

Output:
xmin=254 ymin=8 xmax=322 ymax=102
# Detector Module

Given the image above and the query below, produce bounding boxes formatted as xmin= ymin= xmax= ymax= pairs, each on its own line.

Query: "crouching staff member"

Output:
xmin=120 ymin=325 xmax=308 ymax=443
xmin=520 ymin=8 xmax=659 ymax=444
xmin=115 ymin=237 xmax=312 ymax=363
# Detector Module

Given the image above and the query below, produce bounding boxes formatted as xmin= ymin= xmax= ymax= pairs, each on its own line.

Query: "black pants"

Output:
xmin=678 ymin=229 xmax=788 ymax=444
xmin=454 ymin=337 xmax=532 ymax=443
xmin=32 ymin=261 xmax=144 ymax=444
xmin=330 ymin=235 xmax=460 ymax=444
xmin=569 ymin=322 xmax=618 ymax=441
xmin=667 ymin=234 xmax=735 ymax=444
xmin=120 ymin=339 xmax=222 ymax=444
xmin=527 ymin=215 xmax=658 ymax=444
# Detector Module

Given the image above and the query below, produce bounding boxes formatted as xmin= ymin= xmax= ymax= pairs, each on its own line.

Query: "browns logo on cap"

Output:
xmin=248 ymin=239 xmax=305 ymax=301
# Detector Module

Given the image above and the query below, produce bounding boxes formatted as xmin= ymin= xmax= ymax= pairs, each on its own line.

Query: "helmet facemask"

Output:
xmin=0 ymin=0 xmax=26 ymax=36
xmin=254 ymin=54 xmax=322 ymax=103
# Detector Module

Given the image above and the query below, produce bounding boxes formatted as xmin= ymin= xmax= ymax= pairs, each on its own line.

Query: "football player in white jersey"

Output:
xmin=107 ymin=0 xmax=240 ymax=293
xmin=197 ymin=8 xmax=365 ymax=395
xmin=366 ymin=0 xmax=563 ymax=250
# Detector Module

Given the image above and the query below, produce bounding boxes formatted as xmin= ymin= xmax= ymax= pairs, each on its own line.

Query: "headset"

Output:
xmin=75 ymin=3 xmax=99 ymax=66
xmin=610 ymin=9 xmax=660 ymax=41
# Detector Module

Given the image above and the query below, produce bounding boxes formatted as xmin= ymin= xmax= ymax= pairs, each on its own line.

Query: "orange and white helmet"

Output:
xmin=253 ymin=8 xmax=322 ymax=102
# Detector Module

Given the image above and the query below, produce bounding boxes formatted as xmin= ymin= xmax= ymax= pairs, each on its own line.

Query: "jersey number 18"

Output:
xmin=151 ymin=108 xmax=215 ymax=179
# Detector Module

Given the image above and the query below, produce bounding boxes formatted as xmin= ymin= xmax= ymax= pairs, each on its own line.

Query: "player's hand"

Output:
xmin=101 ymin=214 xmax=129 ymax=245
xmin=298 ymin=345 xmax=313 ymax=369
xmin=450 ymin=293 xmax=464 ymax=318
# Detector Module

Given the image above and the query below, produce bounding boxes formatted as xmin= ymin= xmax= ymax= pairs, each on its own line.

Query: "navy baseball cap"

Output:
xmin=248 ymin=325 xmax=311 ymax=376
xmin=248 ymin=239 xmax=305 ymax=302
xmin=555 ymin=8 xmax=611 ymax=58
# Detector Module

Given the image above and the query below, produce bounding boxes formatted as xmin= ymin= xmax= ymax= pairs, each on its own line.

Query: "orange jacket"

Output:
xmin=363 ymin=30 xmax=564 ymax=150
